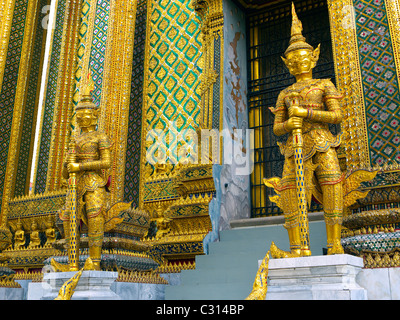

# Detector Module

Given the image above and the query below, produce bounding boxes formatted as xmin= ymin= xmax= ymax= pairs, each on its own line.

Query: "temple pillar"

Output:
xmin=328 ymin=0 xmax=400 ymax=267
xmin=0 ymin=0 xmax=50 ymax=249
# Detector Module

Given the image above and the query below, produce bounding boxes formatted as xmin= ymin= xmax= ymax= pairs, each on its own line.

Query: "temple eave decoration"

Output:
xmin=143 ymin=163 xmax=215 ymax=265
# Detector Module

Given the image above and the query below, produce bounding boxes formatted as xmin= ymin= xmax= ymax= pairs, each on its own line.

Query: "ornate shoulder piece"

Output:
xmin=323 ymin=79 xmax=343 ymax=100
xmin=269 ymin=90 xmax=288 ymax=114
xmin=97 ymin=131 xmax=112 ymax=150
xmin=76 ymin=72 xmax=97 ymax=110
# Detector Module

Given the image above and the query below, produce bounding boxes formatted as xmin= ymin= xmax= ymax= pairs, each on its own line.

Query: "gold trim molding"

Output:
xmin=384 ymin=0 xmax=400 ymax=108
xmin=1 ymin=0 xmax=40 ymax=225
xmin=192 ymin=0 xmax=223 ymax=130
xmin=98 ymin=0 xmax=137 ymax=204
xmin=327 ymin=0 xmax=370 ymax=171
xmin=0 ymin=0 xmax=16 ymax=91
xmin=45 ymin=0 xmax=82 ymax=191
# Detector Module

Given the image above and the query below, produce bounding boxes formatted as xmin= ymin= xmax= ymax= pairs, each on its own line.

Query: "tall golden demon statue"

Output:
xmin=264 ymin=3 xmax=376 ymax=259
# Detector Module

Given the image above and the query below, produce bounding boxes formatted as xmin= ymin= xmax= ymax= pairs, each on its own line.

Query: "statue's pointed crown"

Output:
xmin=76 ymin=71 xmax=98 ymax=110
xmin=284 ymin=3 xmax=313 ymax=56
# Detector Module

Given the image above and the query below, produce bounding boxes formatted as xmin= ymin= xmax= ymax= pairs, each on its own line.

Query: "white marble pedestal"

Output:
xmin=265 ymin=254 xmax=367 ymax=300
xmin=41 ymin=271 xmax=120 ymax=300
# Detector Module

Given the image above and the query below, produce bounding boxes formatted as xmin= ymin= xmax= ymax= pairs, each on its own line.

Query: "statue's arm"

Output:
xmin=305 ymin=81 xmax=343 ymax=124
xmin=305 ymin=98 xmax=342 ymax=124
xmin=272 ymin=108 xmax=291 ymax=136
xmin=62 ymin=164 xmax=69 ymax=179
xmin=271 ymin=93 xmax=290 ymax=136
xmin=79 ymin=147 xmax=111 ymax=171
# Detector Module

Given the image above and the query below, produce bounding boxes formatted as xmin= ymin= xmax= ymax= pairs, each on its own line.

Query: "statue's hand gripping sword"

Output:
xmin=288 ymin=94 xmax=311 ymax=256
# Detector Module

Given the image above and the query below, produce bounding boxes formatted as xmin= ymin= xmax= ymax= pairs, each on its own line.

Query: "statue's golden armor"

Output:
xmin=73 ymin=130 xmax=111 ymax=203
xmin=274 ymin=79 xmax=343 ymax=162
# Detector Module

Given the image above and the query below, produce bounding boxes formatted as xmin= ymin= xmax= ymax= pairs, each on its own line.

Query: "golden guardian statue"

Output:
xmin=265 ymin=3 xmax=346 ymax=258
xmin=265 ymin=3 xmax=377 ymax=259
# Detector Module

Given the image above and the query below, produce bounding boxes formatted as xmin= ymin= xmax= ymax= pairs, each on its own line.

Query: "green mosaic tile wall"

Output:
xmin=0 ymin=0 xmax=29 ymax=208
xmin=354 ymin=0 xmax=400 ymax=166
xmin=14 ymin=0 xmax=48 ymax=197
xmin=145 ymin=0 xmax=202 ymax=172
xmin=124 ymin=0 xmax=147 ymax=206
xmin=34 ymin=0 xmax=66 ymax=194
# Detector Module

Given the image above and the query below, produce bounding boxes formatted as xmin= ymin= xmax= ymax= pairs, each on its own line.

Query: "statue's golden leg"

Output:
xmin=325 ymin=222 xmax=344 ymax=255
xmin=88 ymin=214 xmax=105 ymax=270
xmin=321 ymin=182 xmax=344 ymax=255
xmin=270 ymin=156 xmax=307 ymax=259
xmin=85 ymin=190 xmax=105 ymax=270
xmin=315 ymin=149 xmax=344 ymax=255
xmin=271 ymin=188 xmax=302 ymax=258
xmin=288 ymin=224 xmax=301 ymax=256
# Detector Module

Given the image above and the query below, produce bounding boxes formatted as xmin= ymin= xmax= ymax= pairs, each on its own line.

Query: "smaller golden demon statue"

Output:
xmin=264 ymin=3 xmax=376 ymax=259
xmin=55 ymin=79 xmax=127 ymax=271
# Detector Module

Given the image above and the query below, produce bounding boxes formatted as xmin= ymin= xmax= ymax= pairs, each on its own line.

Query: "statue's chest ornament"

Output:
xmin=76 ymin=140 xmax=99 ymax=158
xmin=285 ymin=83 xmax=325 ymax=108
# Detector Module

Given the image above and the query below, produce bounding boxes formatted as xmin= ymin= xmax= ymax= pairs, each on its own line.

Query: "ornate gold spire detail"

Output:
xmin=284 ymin=2 xmax=314 ymax=56
xmin=76 ymin=71 xmax=97 ymax=109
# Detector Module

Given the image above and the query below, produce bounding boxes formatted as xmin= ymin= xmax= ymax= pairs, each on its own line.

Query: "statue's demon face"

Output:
xmin=282 ymin=46 xmax=320 ymax=76
xmin=76 ymin=109 xmax=98 ymax=129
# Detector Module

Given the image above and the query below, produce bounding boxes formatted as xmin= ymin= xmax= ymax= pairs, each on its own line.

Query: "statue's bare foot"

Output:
xmin=327 ymin=240 xmax=344 ymax=255
xmin=50 ymin=258 xmax=70 ymax=272
xmin=270 ymin=241 xmax=301 ymax=259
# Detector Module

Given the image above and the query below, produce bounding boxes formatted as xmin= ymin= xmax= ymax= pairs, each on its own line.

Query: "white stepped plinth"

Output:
xmin=265 ymin=254 xmax=367 ymax=300
xmin=41 ymin=271 xmax=120 ymax=300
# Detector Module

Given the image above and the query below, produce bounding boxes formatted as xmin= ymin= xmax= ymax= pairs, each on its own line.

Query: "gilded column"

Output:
xmin=123 ymin=0 xmax=148 ymax=207
xmin=139 ymin=0 xmax=204 ymax=206
xmin=44 ymin=0 xmax=81 ymax=191
xmin=33 ymin=0 xmax=67 ymax=194
xmin=14 ymin=0 xmax=49 ymax=197
xmin=140 ymin=0 xmax=213 ymax=266
xmin=327 ymin=0 xmax=370 ymax=171
xmin=0 ymin=0 xmax=43 ymax=249
xmin=138 ymin=0 xmax=152 ymax=208
xmin=330 ymin=0 xmax=400 ymax=267
xmin=383 ymin=0 xmax=400 ymax=170
xmin=98 ymin=0 xmax=137 ymax=204
xmin=194 ymin=0 xmax=224 ymax=132
xmin=385 ymin=0 xmax=400 ymax=79
xmin=0 ymin=0 xmax=16 ymax=91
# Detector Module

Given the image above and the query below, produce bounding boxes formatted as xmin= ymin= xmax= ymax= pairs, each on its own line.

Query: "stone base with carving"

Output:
xmin=265 ymin=254 xmax=367 ymax=300
xmin=41 ymin=271 xmax=120 ymax=300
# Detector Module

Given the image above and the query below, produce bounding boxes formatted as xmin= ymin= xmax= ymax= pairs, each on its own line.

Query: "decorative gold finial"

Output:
xmin=76 ymin=71 xmax=97 ymax=110
xmin=284 ymin=2 xmax=313 ymax=56
xmin=290 ymin=2 xmax=303 ymax=37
